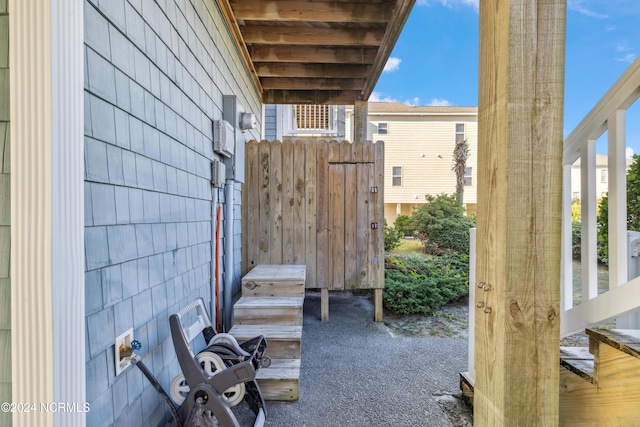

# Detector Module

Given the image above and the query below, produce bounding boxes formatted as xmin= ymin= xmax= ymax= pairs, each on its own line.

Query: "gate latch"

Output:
xmin=371 ymin=222 xmax=378 ymax=229
xmin=370 ymin=186 xmax=378 ymax=193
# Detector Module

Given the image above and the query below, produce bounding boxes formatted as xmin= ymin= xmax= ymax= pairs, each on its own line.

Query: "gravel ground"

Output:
xmin=236 ymin=292 xmax=472 ymax=427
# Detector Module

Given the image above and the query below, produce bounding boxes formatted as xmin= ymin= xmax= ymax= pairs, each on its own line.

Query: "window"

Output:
xmin=377 ymin=122 xmax=388 ymax=135
xmin=601 ymin=169 xmax=608 ymax=183
xmin=464 ymin=167 xmax=473 ymax=186
xmin=455 ymin=123 xmax=465 ymax=142
xmin=392 ymin=166 xmax=402 ymax=186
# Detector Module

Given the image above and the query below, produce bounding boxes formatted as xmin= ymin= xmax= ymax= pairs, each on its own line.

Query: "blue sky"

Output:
xmin=373 ymin=0 xmax=640 ymax=157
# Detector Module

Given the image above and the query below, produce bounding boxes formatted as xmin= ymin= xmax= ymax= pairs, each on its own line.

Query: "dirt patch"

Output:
xmin=434 ymin=393 xmax=474 ymax=427
xmin=383 ymin=297 xmax=470 ymax=339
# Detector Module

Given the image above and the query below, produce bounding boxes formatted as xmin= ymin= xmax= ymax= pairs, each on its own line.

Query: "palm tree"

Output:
xmin=452 ymin=139 xmax=469 ymax=204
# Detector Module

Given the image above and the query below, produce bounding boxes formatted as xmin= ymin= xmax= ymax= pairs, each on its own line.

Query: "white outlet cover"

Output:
xmin=115 ymin=328 xmax=134 ymax=376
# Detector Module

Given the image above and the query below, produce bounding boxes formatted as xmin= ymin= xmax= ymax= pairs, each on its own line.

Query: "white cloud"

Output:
xmin=627 ymin=147 xmax=635 ymax=159
xmin=617 ymin=53 xmax=637 ymax=63
xmin=383 ymin=57 xmax=402 ymax=73
xmin=369 ymin=92 xmax=399 ymax=103
xmin=417 ymin=0 xmax=478 ymax=11
xmin=427 ymin=98 xmax=452 ymax=107
xmin=404 ymin=97 xmax=421 ymax=106
xmin=568 ymin=0 xmax=609 ymax=19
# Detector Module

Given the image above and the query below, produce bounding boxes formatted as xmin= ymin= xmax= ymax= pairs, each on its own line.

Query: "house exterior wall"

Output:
xmin=83 ymin=0 xmax=260 ymax=425
xmin=346 ymin=105 xmax=478 ymax=224
xmin=0 ymin=3 xmax=10 ymax=427
xmin=568 ymin=154 xmax=631 ymax=201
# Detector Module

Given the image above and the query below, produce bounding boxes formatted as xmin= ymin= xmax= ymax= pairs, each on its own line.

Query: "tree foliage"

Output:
xmin=409 ymin=193 xmax=474 ymax=255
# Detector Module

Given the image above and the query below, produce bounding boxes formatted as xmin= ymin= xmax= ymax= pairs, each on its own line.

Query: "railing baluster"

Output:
xmin=608 ymin=110 xmax=628 ymax=290
xmin=561 ymin=163 xmax=573 ymax=311
xmin=581 ymin=140 xmax=598 ymax=301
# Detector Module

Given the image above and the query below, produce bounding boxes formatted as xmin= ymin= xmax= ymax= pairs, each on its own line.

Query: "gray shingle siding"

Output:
xmin=84 ymin=0 xmax=261 ymax=425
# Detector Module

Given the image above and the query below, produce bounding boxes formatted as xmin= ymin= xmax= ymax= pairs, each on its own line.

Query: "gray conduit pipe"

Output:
xmin=223 ymin=179 xmax=234 ymax=331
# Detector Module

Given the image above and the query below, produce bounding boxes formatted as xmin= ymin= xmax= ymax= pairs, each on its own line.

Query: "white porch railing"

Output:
xmin=561 ymin=56 xmax=640 ymax=336
xmin=467 ymin=57 xmax=640 ymax=383
xmin=278 ymin=104 xmax=341 ymax=136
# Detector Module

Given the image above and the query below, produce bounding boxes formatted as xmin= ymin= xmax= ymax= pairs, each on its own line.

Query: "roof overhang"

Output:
xmin=219 ymin=0 xmax=416 ymax=105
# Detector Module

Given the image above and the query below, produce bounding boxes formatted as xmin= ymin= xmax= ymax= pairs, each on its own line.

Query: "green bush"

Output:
xmin=572 ymin=220 xmax=581 ymax=260
xmin=393 ymin=214 xmax=412 ymax=237
xmin=597 ymin=195 xmax=608 ymax=265
xmin=384 ymin=219 xmax=402 ymax=251
xmin=409 ymin=194 xmax=474 ymax=255
xmin=383 ymin=253 xmax=469 ymax=315
xmin=426 ymin=216 xmax=476 ymax=255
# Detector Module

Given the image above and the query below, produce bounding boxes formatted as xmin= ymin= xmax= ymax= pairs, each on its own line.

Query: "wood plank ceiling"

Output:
xmin=219 ymin=0 xmax=416 ymax=105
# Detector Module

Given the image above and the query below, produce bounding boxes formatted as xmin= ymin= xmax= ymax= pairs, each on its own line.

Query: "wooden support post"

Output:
xmin=321 ymin=288 xmax=329 ymax=321
xmin=353 ymin=99 xmax=368 ymax=143
xmin=475 ymin=0 xmax=566 ymax=425
xmin=374 ymin=288 xmax=383 ymax=322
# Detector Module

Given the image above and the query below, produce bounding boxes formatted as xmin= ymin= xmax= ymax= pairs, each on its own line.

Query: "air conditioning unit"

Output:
xmin=213 ymin=119 xmax=234 ymax=158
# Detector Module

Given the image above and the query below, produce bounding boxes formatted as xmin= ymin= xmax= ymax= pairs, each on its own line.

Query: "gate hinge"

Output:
xmin=370 ymin=186 xmax=378 ymax=193
xmin=371 ymin=222 xmax=378 ymax=229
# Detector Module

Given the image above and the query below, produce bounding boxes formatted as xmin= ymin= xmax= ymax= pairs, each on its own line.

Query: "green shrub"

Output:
xmin=393 ymin=214 xmax=412 ymax=237
xmin=384 ymin=219 xmax=402 ymax=251
xmin=409 ymin=194 xmax=474 ymax=255
xmin=572 ymin=220 xmax=581 ymax=260
xmin=597 ymin=195 xmax=608 ymax=265
xmin=383 ymin=253 xmax=469 ymax=315
xmin=426 ymin=216 xmax=476 ymax=255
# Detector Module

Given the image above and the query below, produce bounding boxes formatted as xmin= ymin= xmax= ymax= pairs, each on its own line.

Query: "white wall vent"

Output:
xmin=213 ymin=119 xmax=235 ymax=158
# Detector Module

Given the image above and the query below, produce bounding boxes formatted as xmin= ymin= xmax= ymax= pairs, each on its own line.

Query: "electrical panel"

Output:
xmin=211 ymin=160 xmax=226 ymax=188
xmin=213 ymin=119 xmax=235 ymax=158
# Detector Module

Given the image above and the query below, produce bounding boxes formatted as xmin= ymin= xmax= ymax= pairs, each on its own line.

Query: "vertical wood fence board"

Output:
xmin=293 ymin=141 xmax=306 ymax=264
xmin=258 ymin=140 xmax=271 ymax=264
xmin=282 ymin=140 xmax=295 ymax=264
xmin=357 ymin=164 xmax=371 ymax=288
xmin=329 ymin=164 xmax=345 ymax=290
xmin=352 ymin=141 xmax=363 ymax=163
xmin=374 ymin=141 xmax=385 ymax=288
xmin=315 ymin=140 xmax=329 ymax=289
xmin=363 ymin=140 xmax=375 ymax=163
xmin=305 ymin=141 xmax=318 ymax=286
xmin=340 ymin=139 xmax=352 ymax=162
xmin=328 ymin=140 xmax=341 ymax=163
xmin=243 ymin=140 xmax=260 ymax=274
xmin=270 ymin=140 xmax=283 ymax=264
xmin=344 ymin=163 xmax=358 ymax=289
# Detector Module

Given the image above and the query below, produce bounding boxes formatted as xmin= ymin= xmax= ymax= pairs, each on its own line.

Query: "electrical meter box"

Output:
xmin=211 ymin=160 xmax=226 ymax=188
xmin=213 ymin=119 xmax=234 ymax=158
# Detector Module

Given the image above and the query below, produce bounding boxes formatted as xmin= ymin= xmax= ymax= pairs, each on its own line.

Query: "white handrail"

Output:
xmin=560 ymin=56 xmax=640 ymax=337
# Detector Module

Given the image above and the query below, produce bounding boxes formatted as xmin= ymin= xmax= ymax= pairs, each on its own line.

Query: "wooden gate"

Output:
xmin=242 ymin=139 xmax=384 ymax=318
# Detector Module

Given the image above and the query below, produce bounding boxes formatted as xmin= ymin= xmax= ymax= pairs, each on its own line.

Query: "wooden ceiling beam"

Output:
xmin=362 ymin=0 xmax=416 ymax=98
xmin=241 ymin=26 xmax=385 ymax=46
xmin=261 ymin=77 xmax=366 ymax=90
xmin=255 ymin=62 xmax=371 ymax=78
xmin=262 ymin=89 xmax=363 ymax=105
xmin=230 ymin=1 xmax=392 ymax=23
xmin=249 ymin=46 xmax=378 ymax=64
xmin=217 ymin=0 xmax=263 ymax=94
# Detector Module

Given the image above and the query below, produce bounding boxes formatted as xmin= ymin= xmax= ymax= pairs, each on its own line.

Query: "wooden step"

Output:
xmin=242 ymin=264 xmax=306 ymax=297
xmin=560 ymin=329 xmax=640 ymax=426
xmin=256 ymin=359 xmax=301 ymax=401
xmin=229 ymin=324 xmax=302 ymax=359
xmin=233 ymin=296 xmax=304 ymax=326
xmin=559 ymin=346 xmax=595 ymax=384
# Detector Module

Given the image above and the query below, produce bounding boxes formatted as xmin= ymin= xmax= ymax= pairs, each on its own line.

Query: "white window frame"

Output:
xmin=464 ymin=166 xmax=473 ymax=186
xmin=392 ymin=166 xmax=402 ymax=186
xmin=377 ymin=122 xmax=388 ymax=135
xmin=456 ymin=123 xmax=465 ymax=142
